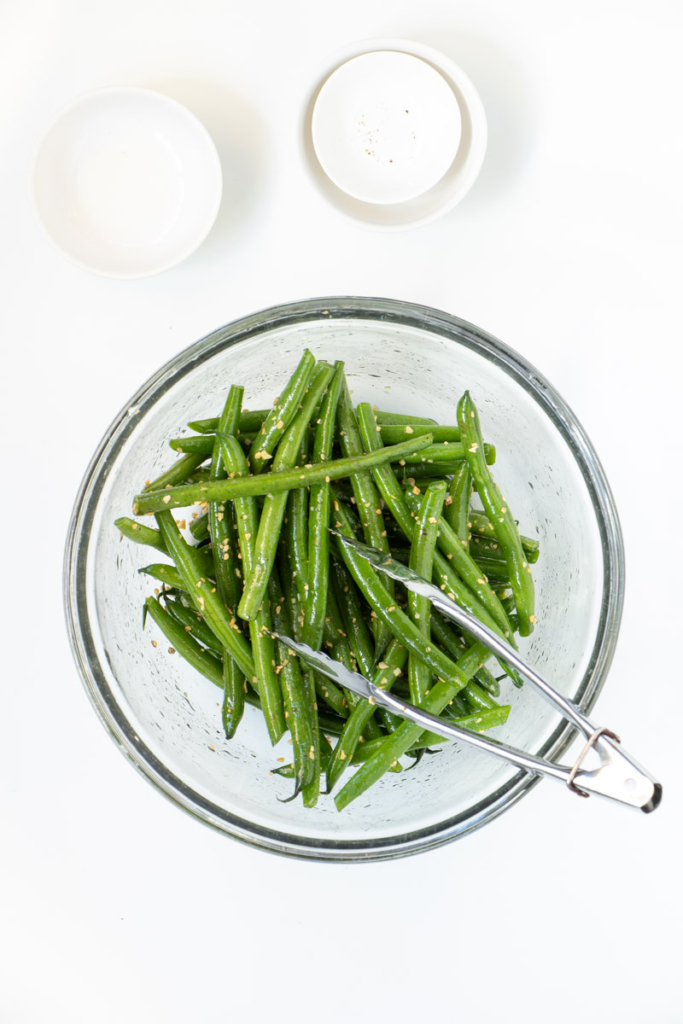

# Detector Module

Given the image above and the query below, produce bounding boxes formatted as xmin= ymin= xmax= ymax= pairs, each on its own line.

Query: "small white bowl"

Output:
xmin=300 ymin=39 xmax=487 ymax=231
xmin=311 ymin=51 xmax=462 ymax=206
xmin=31 ymin=87 xmax=223 ymax=278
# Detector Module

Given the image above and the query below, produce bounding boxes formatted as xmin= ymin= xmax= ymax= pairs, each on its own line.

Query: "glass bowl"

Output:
xmin=64 ymin=297 xmax=624 ymax=860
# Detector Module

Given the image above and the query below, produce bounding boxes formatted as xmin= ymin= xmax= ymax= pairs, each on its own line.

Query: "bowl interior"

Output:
xmin=67 ymin=301 xmax=619 ymax=858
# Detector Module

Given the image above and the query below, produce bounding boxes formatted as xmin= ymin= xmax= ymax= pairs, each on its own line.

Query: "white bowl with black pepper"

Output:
xmin=300 ymin=39 xmax=487 ymax=230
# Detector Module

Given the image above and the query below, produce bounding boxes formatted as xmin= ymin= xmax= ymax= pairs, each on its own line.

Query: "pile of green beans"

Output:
xmin=116 ymin=351 xmax=539 ymax=810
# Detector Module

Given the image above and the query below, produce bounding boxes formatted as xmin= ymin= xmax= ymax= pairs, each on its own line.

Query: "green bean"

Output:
xmin=278 ymin=430 xmax=309 ymax=643
xmin=163 ymin=596 xmax=223 ymax=653
xmin=418 ymin=704 xmax=511 ymax=747
xmin=287 ymin=469 xmax=310 ymax=589
xmin=272 ymin=732 xmax=334 ymax=779
xmin=375 ymin=411 xmax=437 ymax=425
xmin=473 ymin=669 xmax=501 ymax=698
xmin=328 ymin=560 xmax=383 ymax=736
xmin=268 ymin=568 xmax=315 ymax=795
xmin=312 ymin=673 xmax=349 ymax=718
xmin=132 ymin=433 xmax=434 ymax=514
xmin=432 ymin=549 xmax=519 ymax=673
xmin=150 ymin=512 xmax=284 ymax=745
xmin=116 ymin=516 xmax=167 ymax=551
xmin=324 ymin=592 xmax=385 ymax=723
xmin=142 ymin=453 xmax=205 ymax=493
xmin=221 ymin=657 xmax=245 ymax=739
xmin=405 ymin=489 xmax=514 ymax=638
xmin=444 ymin=461 xmax=472 ymax=541
xmin=418 ymin=679 xmax=502 ymax=749
xmin=430 ymin=611 xmax=467 ymax=658
xmin=350 ymin=738 xmax=403 ymax=771
xmin=217 ymin=435 xmax=287 ymax=743
xmin=189 ymin=512 xmax=209 ymax=540
xmin=337 ymin=378 xmax=394 ymax=657
xmin=137 ymin=535 xmax=215 ymax=579
xmin=277 ymin=531 xmax=324 ymax=805
xmin=185 ymin=468 xmax=211 ymax=485
xmin=169 ymin=435 xmax=216 ymax=456
xmin=461 ymin=680 xmax=501 ymax=712
xmin=302 ymin=361 xmax=345 ymax=652
xmin=469 ymin=511 xmax=540 ymax=563
xmin=356 ymin=402 xmax=417 ymax=536
xmin=331 ymin=559 xmax=375 ymax=678
xmin=139 ymin=563 xmax=186 ymax=589
xmin=293 ymin=364 xmax=359 ymax=725
xmin=447 ymin=693 xmax=471 ymax=718
xmin=470 ymin=563 xmax=511 ymax=586
xmin=375 ymin=460 xmax=512 ymax=645
xmin=428 ymin=613 xmax=501 ymax=700
xmin=209 ymin=385 xmax=243 ymax=614
xmin=144 ymin=595 xmax=226 ymax=686
xmin=395 ymin=442 xmax=495 ymax=465
xmin=408 ymin=480 xmax=446 ymax=704
xmin=188 ymin=408 xmax=269 ymax=435
xmin=237 ymin=362 xmax=335 ymax=621
xmin=323 ymin=587 xmax=353 ymax=664
xmin=154 ymin=510 xmax=263 ymax=706
xmin=469 ymin=536 xmax=506 ymax=559
xmin=315 ymin=711 xmax=347 ymax=737
xmin=170 ymin=433 xmax=278 ymax=455
xmin=379 ymin=424 xmax=460 ymax=444
xmin=335 ymin=639 xmax=490 ymax=810
xmin=458 ymin=392 xmax=535 ymax=635
xmin=144 ymin=596 xmax=342 ymax=737
xmin=249 ymin=349 xmax=316 ymax=473
xmin=332 ymin=500 xmax=487 ymax=691
xmin=395 ymin=462 xmax=464 ymax=481
xmin=326 ymin=640 xmax=408 ymax=792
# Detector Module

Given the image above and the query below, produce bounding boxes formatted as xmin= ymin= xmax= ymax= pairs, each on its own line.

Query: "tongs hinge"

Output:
xmin=566 ymin=728 xmax=621 ymax=798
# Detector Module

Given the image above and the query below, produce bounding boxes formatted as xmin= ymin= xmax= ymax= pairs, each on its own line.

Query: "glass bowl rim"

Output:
xmin=63 ymin=296 xmax=625 ymax=861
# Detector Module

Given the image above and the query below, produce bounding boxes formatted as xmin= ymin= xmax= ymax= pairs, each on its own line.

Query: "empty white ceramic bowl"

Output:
xmin=301 ymin=39 xmax=487 ymax=231
xmin=32 ymin=87 xmax=223 ymax=278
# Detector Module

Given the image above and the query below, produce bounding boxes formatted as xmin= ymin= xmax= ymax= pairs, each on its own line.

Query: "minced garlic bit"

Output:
xmin=404 ymin=425 xmax=414 ymax=434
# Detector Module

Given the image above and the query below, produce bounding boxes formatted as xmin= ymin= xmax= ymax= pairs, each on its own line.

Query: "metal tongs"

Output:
xmin=282 ymin=534 xmax=662 ymax=813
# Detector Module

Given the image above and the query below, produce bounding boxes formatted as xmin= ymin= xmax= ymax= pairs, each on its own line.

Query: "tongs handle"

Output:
xmin=328 ymin=533 xmax=662 ymax=813
xmin=365 ymin=680 xmax=661 ymax=812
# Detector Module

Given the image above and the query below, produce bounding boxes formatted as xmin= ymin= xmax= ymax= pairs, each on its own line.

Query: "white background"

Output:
xmin=1 ymin=1 xmax=682 ymax=1022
